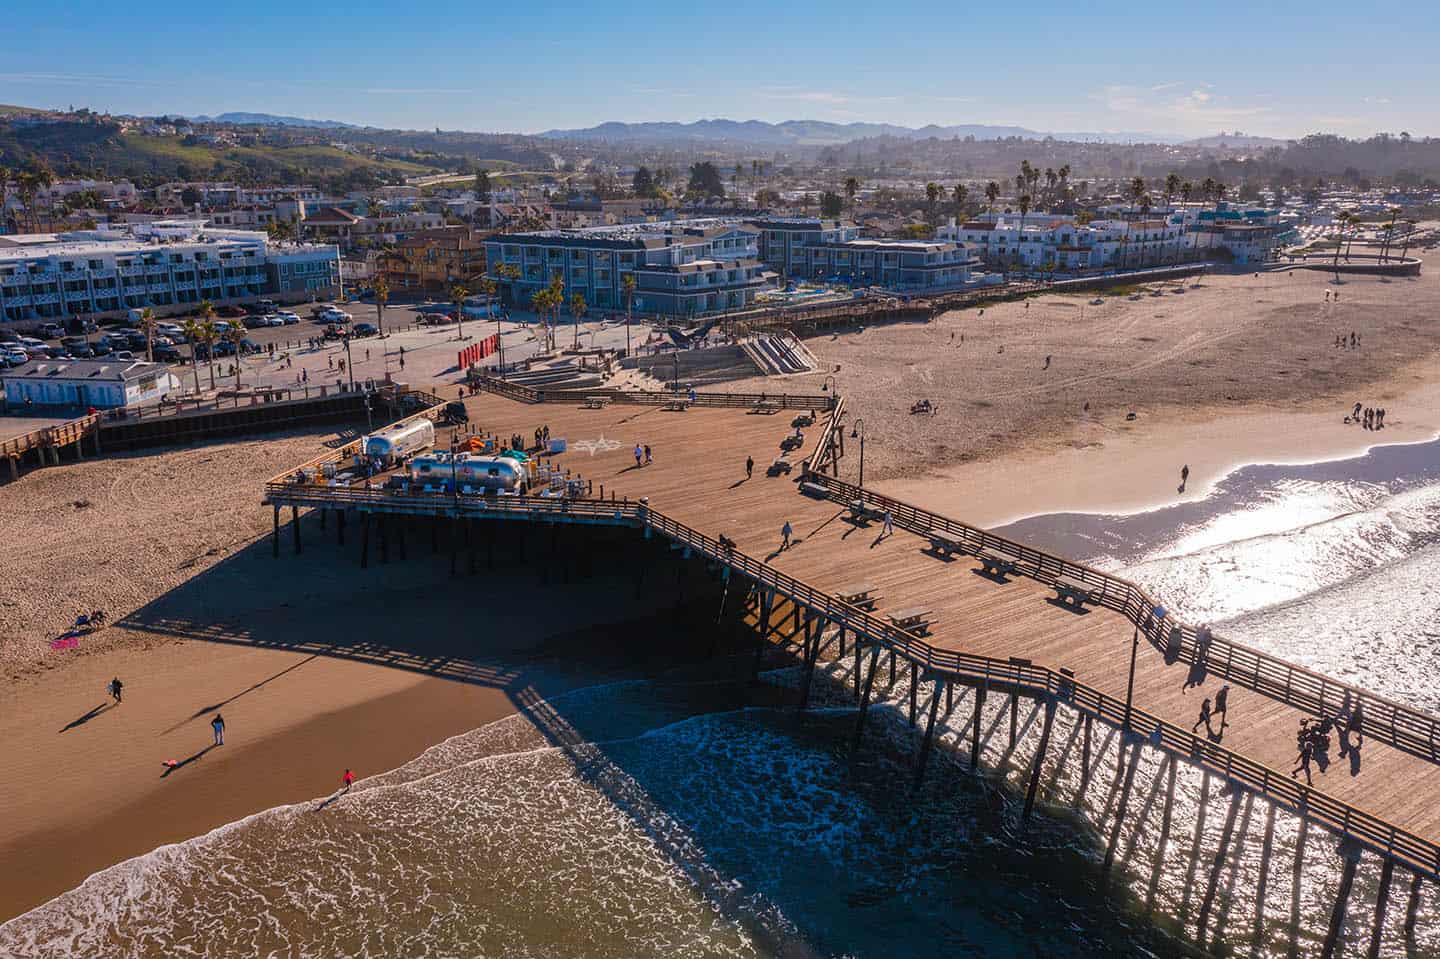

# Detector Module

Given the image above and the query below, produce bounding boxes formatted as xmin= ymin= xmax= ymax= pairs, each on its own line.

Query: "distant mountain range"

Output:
xmin=541 ymin=118 xmax=1187 ymax=146
xmin=190 ymin=112 xmax=358 ymax=130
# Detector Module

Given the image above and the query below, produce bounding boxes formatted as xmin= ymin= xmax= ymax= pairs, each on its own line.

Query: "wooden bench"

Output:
xmin=750 ymin=402 xmax=781 ymax=415
xmin=800 ymin=481 xmax=829 ymax=498
xmin=662 ymin=399 xmax=689 ymax=412
xmin=887 ymin=606 xmax=936 ymax=635
xmin=582 ymin=395 xmax=610 ymax=409
xmin=836 ymin=583 xmax=878 ymax=610
xmin=767 ymin=458 xmax=793 ymax=476
xmin=791 ymin=413 xmax=815 ymax=428
xmin=779 ymin=434 xmax=804 ymax=452
xmin=1053 ymin=577 xmax=1099 ymax=609
xmin=976 ymin=550 xmax=1018 ymax=579
xmin=847 ymin=498 xmax=884 ymax=524
xmin=926 ymin=531 xmax=964 ymax=557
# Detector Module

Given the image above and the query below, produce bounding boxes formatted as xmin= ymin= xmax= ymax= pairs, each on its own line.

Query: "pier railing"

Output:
xmin=803 ymin=395 xmax=846 ymax=476
xmin=262 ymin=391 xmax=449 ymax=487
xmin=473 ymin=375 xmax=835 ymax=412
xmin=798 ymin=467 xmax=1440 ymax=768
xmin=260 ymin=481 xmax=1440 ymax=877
xmin=1 ymin=413 xmax=100 ymax=458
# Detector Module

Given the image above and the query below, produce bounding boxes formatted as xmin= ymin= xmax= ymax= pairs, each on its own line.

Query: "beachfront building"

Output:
xmin=375 ymin=227 xmax=488 ymax=292
xmin=0 ymin=220 xmax=340 ymax=325
xmin=485 ymin=218 xmax=774 ymax=316
xmin=2 ymin=358 xmax=183 ymax=409
xmin=747 ymin=217 xmax=977 ymax=290
xmin=748 ymin=217 xmax=860 ymax=277
xmin=940 ymin=214 xmax=1192 ymax=272
xmin=1174 ymin=204 xmax=1299 ymax=263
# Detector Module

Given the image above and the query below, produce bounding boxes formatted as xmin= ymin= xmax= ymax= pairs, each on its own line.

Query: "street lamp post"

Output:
xmin=850 ymin=418 xmax=865 ymax=487
xmin=343 ymin=332 xmax=355 ymax=391
xmin=1124 ymin=625 xmax=1139 ymax=733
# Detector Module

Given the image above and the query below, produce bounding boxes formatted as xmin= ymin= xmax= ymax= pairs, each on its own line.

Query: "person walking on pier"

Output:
xmin=745 ymin=455 xmax=754 ymax=480
xmin=1192 ymin=697 xmax=1214 ymax=735
xmin=1293 ymin=735 xmax=1314 ymax=785
xmin=781 ymin=521 xmax=793 ymax=551
xmin=1214 ymin=683 xmax=1230 ymax=721
xmin=108 ymin=677 xmax=123 ymax=704
xmin=211 ymin=713 xmax=226 ymax=747
xmin=634 ymin=444 xmax=644 ymax=468
xmin=881 ymin=510 xmax=894 ymax=539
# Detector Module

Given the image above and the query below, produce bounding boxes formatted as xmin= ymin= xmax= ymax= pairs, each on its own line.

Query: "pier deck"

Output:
xmin=438 ymin=392 xmax=1440 ymax=851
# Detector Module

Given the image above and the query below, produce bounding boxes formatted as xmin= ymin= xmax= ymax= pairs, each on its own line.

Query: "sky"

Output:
xmin=3 ymin=0 xmax=1436 ymax=140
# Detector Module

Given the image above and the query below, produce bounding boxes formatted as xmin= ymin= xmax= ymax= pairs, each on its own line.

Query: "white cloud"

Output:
xmin=1091 ymin=83 xmax=1272 ymax=135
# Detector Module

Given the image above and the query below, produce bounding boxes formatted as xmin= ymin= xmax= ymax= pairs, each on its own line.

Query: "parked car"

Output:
xmin=0 ymin=330 xmax=19 ymax=344
xmin=239 ymin=338 xmax=263 ymax=355
xmin=113 ymin=350 xmax=136 ymax=361
xmin=257 ymin=314 xmax=286 ymax=327
xmin=318 ymin=307 xmax=351 ymax=323
xmin=256 ymin=299 xmax=278 ymax=313
xmin=218 ymin=305 xmax=247 ymax=318
xmin=37 ymin=345 xmax=68 ymax=359
xmin=276 ymin=310 xmax=301 ymax=324
xmin=60 ymin=335 xmax=88 ymax=350
xmin=153 ymin=344 xmax=183 ymax=362
xmin=66 ymin=317 xmax=99 ymax=334
xmin=323 ymin=323 xmax=346 ymax=339
xmin=89 ymin=340 xmax=113 ymax=356
xmin=156 ymin=322 xmax=184 ymax=338
xmin=2 ymin=347 xmax=29 ymax=366
xmin=418 ymin=311 xmax=455 ymax=326
xmin=97 ymin=332 xmax=130 ymax=349
xmin=352 ymin=322 xmax=378 ymax=338
xmin=39 ymin=322 xmax=65 ymax=339
xmin=69 ymin=343 xmax=96 ymax=358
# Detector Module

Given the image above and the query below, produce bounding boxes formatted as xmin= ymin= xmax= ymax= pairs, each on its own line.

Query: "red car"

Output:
xmin=323 ymin=323 xmax=346 ymax=339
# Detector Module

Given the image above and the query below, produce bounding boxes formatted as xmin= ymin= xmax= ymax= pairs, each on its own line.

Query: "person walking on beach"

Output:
xmin=1181 ymin=464 xmax=1190 ymax=485
xmin=781 ymin=521 xmax=793 ymax=551
xmin=211 ymin=713 xmax=226 ymax=746
xmin=342 ymin=769 xmax=355 ymax=793
xmin=1352 ymin=401 xmax=1362 ymax=422
xmin=108 ymin=677 xmax=123 ymax=704
xmin=745 ymin=455 xmax=754 ymax=480
xmin=1192 ymin=697 xmax=1213 ymax=735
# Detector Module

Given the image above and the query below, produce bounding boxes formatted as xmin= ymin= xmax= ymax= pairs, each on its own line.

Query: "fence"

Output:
xmin=797 ymin=464 xmax=1440 ymax=768
xmin=260 ymin=480 xmax=1440 ymax=878
xmin=472 ymin=375 xmax=836 ymax=412
xmin=1 ymin=413 xmax=99 ymax=459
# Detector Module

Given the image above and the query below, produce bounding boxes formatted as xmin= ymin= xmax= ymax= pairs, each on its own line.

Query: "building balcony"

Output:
xmin=118 ymin=266 xmax=145 ymax=277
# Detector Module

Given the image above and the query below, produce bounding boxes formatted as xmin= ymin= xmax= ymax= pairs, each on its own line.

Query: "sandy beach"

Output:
xmin=4 ymin=253 xmax=1440 ymax=928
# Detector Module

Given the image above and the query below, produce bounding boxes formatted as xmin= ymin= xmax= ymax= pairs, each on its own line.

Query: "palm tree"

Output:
xmin=622 ymin=272 xmax=637 ymax=357
xmin=844 ymin=176 xmax=860 ymax=214
xmin=1164 ymin=173 xmax=1181 ymax=211
xmin=226 ymin=322 xmax=248 ymax=391
xmin=372 ymin=275 xmax=389 ymax=337
xmin=924 ymin=182 xmax=941 ymax=221
xmin=181 ymin=317 xmax=202 ymax=393
xmin=1138 ymin=195 xmax=1153 ymax=266
xmin=16 ymin=171 xmax=39 ymax=233
xmin=569 ymin=292 xmax=587 ymax=350
xmin=1017 ymin=194 xmax=1032 ymax=272
xmin=1044 ymin=168 xmax=1057 ymax=207
xmin=451 ymin=283 xmax=469 ymax=342
xmin=139 ymin=307 xmax=157 ymax=363
xmin=951 ymin=183 xmax=968 ymax=224
xmin=1057 ymin=165 xmax=1071 ymax=207
xmin=0 ymin=167 xmax=10 ymax=233
xmin=984 ymin=181 xmax=1000 ymax=213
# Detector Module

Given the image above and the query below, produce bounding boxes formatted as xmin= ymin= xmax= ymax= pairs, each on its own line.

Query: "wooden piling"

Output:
xmin=291 ymin=505 xmax=301 ymax=554
xmin=1320 ymin=848 xmax=1360 ymax=959
xmin=908 ymin=660 xmax=918 ymax=726
xmin=752 ymin=590 xmax=773 ymax=678
xmin=913 ymin=678 xmax=943 ymax=788
xmin=1144 ymin=757 xmax=1178 ymax=917
xmin=850 ymin=645 xmax=881 ymax=757
xmin=797 ymin=613 xmax=823 ymax=709
xmin=1367 ymin=857 xmax=1395 ymax=959
xmin=853 ymin=638 xmax=861 ymax=698
xmin=1250 ymin=803 xmax=1278 ymax=958
xmin=359 ymin=513 xmax=370 ymax=569
xmin=1197 ymin=786 xmax=1244 ymax=941
xmin=1076 ymin=714 xmax=1093 ymax=804
xmin=272 ymin=504 xmax=280 ymax=558
xmin=1287 ymin=817 xmax=1309 ymax=959
xmin=1023 ymin=699 xmax=1057 ymax=821
xmin=970 ymin=686 xmax=987 ymax=770
xmin=1009 ymin=690 xmax=1018 ymax=748
xmin=1102 ymin=740 xmax=1138 ymax=878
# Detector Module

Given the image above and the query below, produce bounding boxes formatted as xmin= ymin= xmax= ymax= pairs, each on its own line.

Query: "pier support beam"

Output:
xmin=379 ymin=516 xmax=389 ymax=564
xmin=1076 ymin=715 xmax=1093 ymax=804
xmin=1197 ymin=786 xmax=1244 ymax=942
xmin=1009 ymin=691 xmax=1018 ymax=748
xmin=337 ymin=509 xmax=345 ymax=546
xmin=1287 ymin=817 xmax=1309 ymax=959
xmin=1181 ymin=772 xmax=1213 ymax=926
xmin=752 ymin=590 xmax=773 ymax=679
xmin=797 ymin=613 xmax=824 ymax=709
xmin=913 ymin=678 xmax=943 ymax=788
xmin=850 ymin=645 xmax=881 ymax=758
xmin=1102 ymin=739 xmax=1139 ymax=878
xmin=1404 ymin=873 xmax=1423 ymax=944
xmin=359 ymin=513 xmax=370 ymax=569
xmin=1366 ymin=857 xmax=1395 ymax=959
xmin=1023 ymin=699 xmax=1057 ymax=821
xmin=272 ymin=504 xmax=280 ymax=558
xmin=1145 ymin=757 xmax=1178 ymax=917
xmin=1250 ymin=803 xmax=1278 ymax=957
xmin=291 ymin=505 xmax=301 ymax=554
xmin=970 ymin=685 xmax=987 ymax=770
xmin=1320 ymin=843 xmax=1362 ymax=959
xmin=908 ymin=661 xmax=917 ymax=726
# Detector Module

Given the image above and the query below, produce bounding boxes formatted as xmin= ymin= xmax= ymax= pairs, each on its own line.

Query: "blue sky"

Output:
xmin=4 ymin=0 xmax=1435 ymax=139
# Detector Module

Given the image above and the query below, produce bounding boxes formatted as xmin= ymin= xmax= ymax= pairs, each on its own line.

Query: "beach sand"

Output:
xmin=5 ymin=256 xmax=1440 ymax=925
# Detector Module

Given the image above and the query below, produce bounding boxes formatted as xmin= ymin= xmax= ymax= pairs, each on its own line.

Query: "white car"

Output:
xmin=157 ymin=322 xmax=184 ymax=338
xmin=256 ymin=314 xmax=285 ymax=327
xmin=319 ymin=308 xmax=351 ymax=323
xmin=17 ymin=336 xmax=45 ymax=349
xmin=3 ymin=347 xmax=29 ymax=366
xmin=276 ymin=310 xmax=301 ymax=324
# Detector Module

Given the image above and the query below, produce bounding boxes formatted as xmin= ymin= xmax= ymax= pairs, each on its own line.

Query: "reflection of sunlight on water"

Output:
xmin=1160 ymin=480 xmax=1376 ymax=560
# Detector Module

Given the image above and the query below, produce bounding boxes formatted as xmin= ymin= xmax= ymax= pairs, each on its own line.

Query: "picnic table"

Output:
xmin=976 ymin=550 xmax=1019 ymax=579
xmin=662 ymin=399 xmax=689 ymax=412
xmin=887 ymin=606 xmax=936 ymax=635
xmin=847 ymin=498 xmax=884 ymax=523
xmin=836 ymin=583 xmax=879 ymax=610
xmin=780 ymin=434 xmax=804 ymax=452
xmin=583 ymin=395 xmax=610 ymax=409
xmin=750 ymin=401 xmax=781 ymax=415
xmin=767 ymin=457 xmax=793 ymax=476
xmin=926 ymin=530 xmax=965 ymax=557
xmin=1052 ymin=576 xmax=1100 ymax=609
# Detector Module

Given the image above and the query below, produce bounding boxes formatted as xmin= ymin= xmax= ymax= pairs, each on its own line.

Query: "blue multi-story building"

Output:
xmin=485 ymin=218 xmax=774 ymax=317
xmin=749 ymin=216 xmax=977 ymax=290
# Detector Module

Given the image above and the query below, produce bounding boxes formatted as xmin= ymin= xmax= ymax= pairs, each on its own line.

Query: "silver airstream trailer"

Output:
xmin=363 ymin=418 xmax=436 ymax=466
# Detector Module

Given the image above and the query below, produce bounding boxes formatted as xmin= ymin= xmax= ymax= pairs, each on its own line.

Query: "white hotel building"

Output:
xmin=939 ymin=214 xmax=1192 ymax=272
xmin=0 ymin=220 xmax=340 ymax=325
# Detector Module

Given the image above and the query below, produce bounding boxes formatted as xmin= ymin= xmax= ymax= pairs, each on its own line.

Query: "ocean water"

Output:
xmin=6 ymin=437 xmax=1440 ymax=957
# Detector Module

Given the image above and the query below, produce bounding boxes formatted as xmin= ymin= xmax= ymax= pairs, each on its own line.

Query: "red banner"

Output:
xmin=458 ymin=336 xmax=499 ymax=369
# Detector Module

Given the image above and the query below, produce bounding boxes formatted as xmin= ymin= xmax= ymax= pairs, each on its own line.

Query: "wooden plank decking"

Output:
xmin=447 ymin=392 xmax=1440 ymax=850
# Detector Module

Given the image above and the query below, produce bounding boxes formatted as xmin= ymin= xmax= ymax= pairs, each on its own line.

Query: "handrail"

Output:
xmin=473 ymin=375 xmax=835 ymax=411
xmin=1 ymin=413 xmax=100 ymax=457
xmin=260 ymin=479 xmax=1440 ymax=878
xmin=803 ymin=395 xmax=845 ymax=475
xmin=800 ymin=469 xmax=1440 ymax=767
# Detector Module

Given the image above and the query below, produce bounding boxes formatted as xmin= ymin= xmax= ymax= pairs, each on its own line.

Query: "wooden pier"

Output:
xmin=262 ymin=384 xmax=1440 ymax=952
xmin=0 ymin=413 xmax=100 ymax=481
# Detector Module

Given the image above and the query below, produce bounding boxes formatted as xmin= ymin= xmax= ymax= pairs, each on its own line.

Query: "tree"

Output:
xmin=181 ymin=317 xmax=202 ymax=393
xmin=268 ymin=219 xmax=293 ymax=243
xmin=474 ymin=170 xmax=492 ymax=201
xmin=843 ymin=176 xmax=860 ymax=213
xmin=1138 ymin=195 xmax=1153 ymax=266
xmin=951 ymin=183 xmax=969 ymax=223
xmin=372 ymin=275 xmax=389 ymax=337
xmin=1164 ymin=173 xmax=1181 ymax=210
xmin=0 ymin=167 xmax=10 ymax=232
xmin=1129 ymin=176 xmax=1146 ymax=210
xmin=924 ymin=182 xmax=941 ymax=221
xmin=1017 ymin=194 xmax=1032 ymax=261
xmin=820 ymin=190 xmax=844 ymax=218
xmin=1333 ymin=212 xmax=1351 ymax=277
xmin=632 ymin=165 xmax=656 ymax=198
xmin=139 ymin=307 xmax=156 ymax=363
xmin=622 ymin=272 xmax=636 ymax=357
xmin=226 ymin=322 xmax=248 ymax=391
xmin=985 ymin=181 xmax=1000 ymax=213
xmin=451 ymin=283 xmax=469 ymax=343
xmin=687 ymin=161 xmax=726 ymax=198
xmin=197 ymin=303 xmax=218 ymax=390
xmin=569 ymin=292 xmax=587 ymax=350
